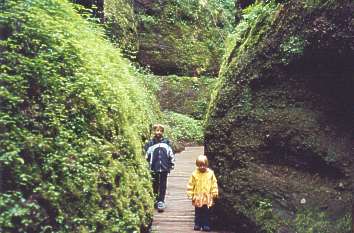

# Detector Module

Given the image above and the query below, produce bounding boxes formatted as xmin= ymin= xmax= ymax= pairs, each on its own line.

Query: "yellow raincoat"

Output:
xmin=187 ymin=168 xmax=218 ymax=208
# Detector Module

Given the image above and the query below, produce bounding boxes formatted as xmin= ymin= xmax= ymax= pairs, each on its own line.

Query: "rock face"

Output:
xmin=133 ymin=0 xmax=230 ymax=76
xmin=103 ymin=0 xmax=234 ymax=76
xmin=205 ymin=1 xmax=354 ymax=232
xmin=157 ymin=76 xmax=216 ymax=119
xmin=104 ymin=0 xmax=139 ymax=58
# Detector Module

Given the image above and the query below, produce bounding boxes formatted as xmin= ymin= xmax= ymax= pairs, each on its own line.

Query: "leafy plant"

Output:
xmin=0 ymin=0 xmax=159 ymax=232
xmin=163 ymin=111 xmax=204 ymax=145
xmin=294 ymin=209 xmax=350 ymax=233
xmin=103 ymin=0 xmax=138 ymax=59
xmin=280 ymin=35 xmax=306 ymax=64
xmin=254 ymin=199 xmax=280 ymax=233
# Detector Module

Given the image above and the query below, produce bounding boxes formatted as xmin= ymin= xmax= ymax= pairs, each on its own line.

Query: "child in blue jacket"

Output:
xmin=145 ymin=124 xmax=175 ymax=212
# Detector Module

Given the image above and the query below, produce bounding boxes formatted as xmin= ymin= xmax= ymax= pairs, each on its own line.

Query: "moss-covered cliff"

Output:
xmin=135 ymin=0 xmax=231 ymax=76
xmin=103 ymin=0 xmax=235 ymax=76
xmin=158 ymin=75 xmax=216 ymax=120
xmin=0 ymin=0 xmax=159 ymax=232
xmin=104 ymin=0 xmax=138 ymax=59
xmin=154 ymin=75 xmax=217 ymax=148
xmin=205 ymin=1 xmax=354 ymax=232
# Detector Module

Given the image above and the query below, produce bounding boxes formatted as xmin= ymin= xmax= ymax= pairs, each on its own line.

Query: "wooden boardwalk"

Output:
xmin=152 ymin=147 xmax=231 ymax=233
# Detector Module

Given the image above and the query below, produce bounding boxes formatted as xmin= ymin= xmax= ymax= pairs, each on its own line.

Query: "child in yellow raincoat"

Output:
xmin=187 ymin=155 xmax=218 ymax=231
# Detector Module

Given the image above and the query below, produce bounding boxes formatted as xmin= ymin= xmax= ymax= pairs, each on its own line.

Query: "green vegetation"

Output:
xmin=163 ymin=111 xmax=204 ymax=145
xmin=158 ymin=75 xmax=217 ymax=120
xmin=280 ymin=35 xmax=306 ymax=64
xmin=136 ymin=0 xmax=234 ymax=76
xmin=205 ymin=0 xmax=353 ymax=232
xmin=3 ymin=0 xmax=352 ymax=232
xmin=220 ymin=1 xmax=278 ymax=77
xmin=78 ymin=0 xmax=235 ymax=76
xmin=293 ymin=209 xmax=351 ymax=233
xmin=104 ymin=0 xmax=138 ymax=60
xmin=254 ymin=203 xmax=351 ymax=233
xmin=253 ymin=199 xmax=280 ymax=233
xmin=155 ymin=75 xmax=216 ymax=146
xmin=0 ymin=0 xmax=159 ymax=232
xmin=208 ymin=1 xmax=279 ymax=122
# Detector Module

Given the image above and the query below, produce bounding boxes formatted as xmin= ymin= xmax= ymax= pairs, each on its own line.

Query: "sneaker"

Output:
xmin=193 ymin=225 xmax=201 ymax=231
xmin=157 ymin=201 xmax=165 ymax=212
xmin=202 ymin=226 xmax=211 ymax=232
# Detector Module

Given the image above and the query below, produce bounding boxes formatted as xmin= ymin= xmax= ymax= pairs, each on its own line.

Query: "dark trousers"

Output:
xmin=152 ymin=172 xmax=168 ymax=202
xmin=195 ymin=205 xmax=210 ymax=227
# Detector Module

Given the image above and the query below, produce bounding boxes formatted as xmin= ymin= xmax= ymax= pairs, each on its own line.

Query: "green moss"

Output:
xmin=293 ymin=209 xmax=351 ymax=233
xmin=0 ymin=0 xmax=159 ymax=231
xmin=104 ymin=0 xmax=138 ymax=59
xmin=205 ymin=0 xmax=354 ymax=232
xmin=207 ymin=1 xmax=279 ymax=124
xmin=158 ymin=75 xmax=217 ymax=120
xmin=136 ymin=0 xmax=232 ymax=76
xmin=220 ymin=1 xmax=279 ymax=77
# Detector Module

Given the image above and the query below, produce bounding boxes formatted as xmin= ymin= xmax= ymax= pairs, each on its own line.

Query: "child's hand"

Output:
xmin=192 ymin=196 xmax=196 ymax=205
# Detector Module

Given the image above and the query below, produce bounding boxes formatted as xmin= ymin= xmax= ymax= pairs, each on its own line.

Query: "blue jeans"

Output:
xmin=195 ymin=205 xmax=209 ymax=227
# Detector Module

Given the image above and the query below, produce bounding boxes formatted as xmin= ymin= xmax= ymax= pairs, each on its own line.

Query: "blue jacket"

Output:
xmin=145 ymin=138 xmax=175 ymax=173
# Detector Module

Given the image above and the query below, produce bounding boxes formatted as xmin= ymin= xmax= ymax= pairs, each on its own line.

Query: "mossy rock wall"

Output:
xmin=205 ymin=1 xmax=354 ymax=232
xmin=0 ymin=0 xmax=159 ymax=232
xmin=101 ymin=0 xmax=235 ymax=76
xmin=134 ymin=0 xmax=230 ymax=76
xmin=104 ymin=0 xmax=138 ymax=59
xmin=158 ymin=75 xmax=217 ymax=120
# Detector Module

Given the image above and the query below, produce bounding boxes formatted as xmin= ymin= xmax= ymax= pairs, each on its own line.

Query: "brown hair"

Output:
xmin=196 ymin=155 xmax=208 ymax=167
